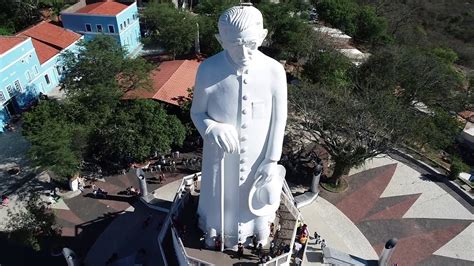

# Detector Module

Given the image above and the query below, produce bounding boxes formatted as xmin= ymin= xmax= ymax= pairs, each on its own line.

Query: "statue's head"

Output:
xmin=217 ymin=5 xmax=268 ymax=67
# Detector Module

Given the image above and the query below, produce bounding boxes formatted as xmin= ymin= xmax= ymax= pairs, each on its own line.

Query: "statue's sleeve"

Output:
xmin=190 ymin=65 xmax=217 ymax=138
xmin=265 ymin=65 xmax=287 ymax=161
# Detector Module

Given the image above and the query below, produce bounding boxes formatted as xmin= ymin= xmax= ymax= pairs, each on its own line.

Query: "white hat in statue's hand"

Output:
xmin=248 ymin=165 xmax=286 ymax=216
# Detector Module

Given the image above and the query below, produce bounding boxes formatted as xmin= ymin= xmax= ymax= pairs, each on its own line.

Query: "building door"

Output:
xmin=4 ymin=97 xmax=19 ymax=117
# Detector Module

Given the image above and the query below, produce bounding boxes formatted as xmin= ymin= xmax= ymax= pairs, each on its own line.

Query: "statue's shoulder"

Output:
xmin=260 ymin=53 xmax=285 ymax=76
xmin=198 ymin=51 xmax=226 ymax=73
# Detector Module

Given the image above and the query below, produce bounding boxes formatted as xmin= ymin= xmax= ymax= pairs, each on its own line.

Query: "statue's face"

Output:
xmin=218 ymin=28 xmax=267 ymax=68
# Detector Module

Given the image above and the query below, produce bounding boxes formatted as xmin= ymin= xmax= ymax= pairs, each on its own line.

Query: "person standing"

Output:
xmin=237 ymin=242 xmax=244 ymax=260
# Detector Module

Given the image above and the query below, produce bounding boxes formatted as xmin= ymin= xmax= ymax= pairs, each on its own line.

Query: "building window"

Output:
xmin=97 ymin=24 xmax=103 ymax=32
xmin=0 ymin=91 xmax=5 ymax=103
xmin=108 ymin=25 xmax=115 ymax=33
xmin=127 ymin=18 xmax=130 ymax=25
xmin=85 ymin=23 xmax=92 ymax=32
xmin=25 ymin=71 xmax=32 ymax=82
xmin=34 ymin=65 xmax=39 ymax=74
xmin=44 ymin=74 xmax=50 ymax=85
xmin=120 ymin=24 xmax=123 ymax=31
xmin=14 ymin=80 xmax=21 ymax=92
xmin=124 ymin=20 xmax=127 ymax=27
xmin=6 ymin=85 xmax=15 ymax=97
xmin=56 ymin=66 xmax=62 ymax=75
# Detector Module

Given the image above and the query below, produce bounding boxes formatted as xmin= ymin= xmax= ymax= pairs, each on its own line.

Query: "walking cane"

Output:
xmin=220 ymin=152 xmax=225 ymax=252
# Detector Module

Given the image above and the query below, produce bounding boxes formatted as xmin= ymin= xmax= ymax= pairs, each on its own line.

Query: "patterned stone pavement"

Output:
xmin=319 ymin=156 xmax=474 ymax=266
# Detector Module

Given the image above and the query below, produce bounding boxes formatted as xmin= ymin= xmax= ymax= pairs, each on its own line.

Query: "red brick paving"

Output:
xmin=362 ymin=193 xmax=421 ymax=221
xmin=117 ymin=174 xmax=133 ymax=188
xmin=373 ymin=223 xmax=469 ymax=266
xmin=321 ymin=162 xmax=473 ymax=265
xmin=61 ymin=227 xmax=76 ymax=237
xmin=336 ymin=164 xmax=397 ymax=223
xmin=55 ymin=209 xmax=84 ymax=225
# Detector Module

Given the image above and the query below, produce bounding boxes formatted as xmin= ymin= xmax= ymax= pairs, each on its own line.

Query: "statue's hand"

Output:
xmin=255 ymin=159 xmax=279 ymax=187
xmin=205 ymin=123 xmax=240 ymax=153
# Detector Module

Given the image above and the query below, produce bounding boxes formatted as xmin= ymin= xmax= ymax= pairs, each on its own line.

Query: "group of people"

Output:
xmin=125 ymin=186 xmax=140 ymax=196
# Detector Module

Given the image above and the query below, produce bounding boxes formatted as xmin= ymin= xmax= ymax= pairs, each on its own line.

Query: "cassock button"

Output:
xmin=242 ymin=109 xmax=247 ymax=115
xmin=243 ymin=79 xmax=248 ymax=84
xmin=240 ymin=147 xmax=247 ymax=153
xmin=241 ymin=135 xmax=248 ymax=141
xmin=240 ymin=158 xmax=247 ymax=164
xmin=240 ymin=166 xmax=247 ymax=172
xmin=241 ymin=123 xmax=247 ymax=129
xmin=240 ymin=176 xmax=245 ymax=180
xmin=243 ymin=95 xmax=248 ymax=101
xmin=244 ymin=69 xmax=249 ymax=74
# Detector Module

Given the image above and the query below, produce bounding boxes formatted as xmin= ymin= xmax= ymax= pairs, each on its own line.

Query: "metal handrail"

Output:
xmin=282 ymin=179 xmax=295 ymax=203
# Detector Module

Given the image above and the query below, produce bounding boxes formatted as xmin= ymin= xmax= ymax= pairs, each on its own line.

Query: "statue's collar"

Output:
xmin=223 ymin=51 xmax=253 ymax=76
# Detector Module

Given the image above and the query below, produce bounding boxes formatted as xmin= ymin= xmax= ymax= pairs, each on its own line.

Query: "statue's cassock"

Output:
xmin=190 ymin=5 xmax=287 ymax=249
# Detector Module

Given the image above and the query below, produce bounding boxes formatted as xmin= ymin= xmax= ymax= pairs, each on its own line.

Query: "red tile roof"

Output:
xmin=30 ymin=39 xmax=60 ymax=64
xmin=75 ymin=2 xmax=128 ymax=16
xmin=459 ymin=111 xmax=474 ymax=123
xmin=124 ymin=60 xmax=201 ymax=106
xmin=18 ymin=21 xmax=82 ymax=50
xmin=0 ymin=36 xmax=28 ymax=55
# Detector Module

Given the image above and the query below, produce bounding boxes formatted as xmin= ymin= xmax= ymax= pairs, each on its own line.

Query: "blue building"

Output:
xmin=0 ymin=22 xmax=82 ymax=132
xmin=61 ymin=1 xmax=142 ymax=56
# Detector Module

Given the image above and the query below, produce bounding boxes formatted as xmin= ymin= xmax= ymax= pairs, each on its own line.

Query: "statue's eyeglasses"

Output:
xmin=225 ymin=39 xmax=258 ymax=49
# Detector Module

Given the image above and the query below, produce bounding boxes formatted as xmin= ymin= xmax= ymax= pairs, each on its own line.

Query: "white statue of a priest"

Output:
xmin=191 ymin=4 xmax=287 ymax=249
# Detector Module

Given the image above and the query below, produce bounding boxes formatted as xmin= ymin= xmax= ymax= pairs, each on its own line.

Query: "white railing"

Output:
xmin=158 ymin=173 xmax=303 ymax=266
xmin=282 ymin=179 xmax=295 ymax=203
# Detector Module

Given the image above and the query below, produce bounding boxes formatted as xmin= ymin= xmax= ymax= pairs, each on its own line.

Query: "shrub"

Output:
xmin=449 ymin=156 xmax=470 ymax=180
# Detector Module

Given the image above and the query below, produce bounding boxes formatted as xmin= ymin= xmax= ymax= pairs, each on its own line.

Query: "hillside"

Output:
xmin=358 ymin=0 xmax=474 ymax=68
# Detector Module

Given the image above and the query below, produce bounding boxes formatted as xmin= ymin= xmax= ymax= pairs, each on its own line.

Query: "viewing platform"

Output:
xmin=153 ymin=173 xmax=305 ymax=265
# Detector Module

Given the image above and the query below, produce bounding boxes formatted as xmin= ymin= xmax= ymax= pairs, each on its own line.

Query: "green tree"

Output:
xmin=357 ymin=46 xmax=463 ymax=111
xmin=142 ymin=2 xmax=196 ymax=58
xmin=194 ymin=0 xmax=239 ymax=15
xmin=354 ymin=5 xmax=391 ymax=44
xmin=61 ymin=36 xmax=152 ymax=126
xmin=302 ymin=49 xmax=354 ymax=87
xmin=6 ymin=194 xmax=61 ymax=251
xmin=22 ymin=100 xmax=83 ymax=181
xmin=193 ymin=0 xmax=239 ymax=57
xmin=289 ymin=81 xmax=415 ymax=185
xmin=411 ymin=110 xmax=463 ymax=151
xmin=94 ymin=100 xmax=186 ymax=165
xmin=23 ymin=36 xmax=162 ymax=176
xmin=196 ymin=15 xmax=222 ymax=56
xmin=256 ymin=1 xmax=316 ymax=61
xmin=315 ymin=0 xmax=390 ymax=45
xmin=315 ymin=0 xmax=359 ymax=35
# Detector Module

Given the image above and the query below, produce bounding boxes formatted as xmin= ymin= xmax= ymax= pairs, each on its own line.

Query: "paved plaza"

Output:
xmin=306 ymin=155 xmax=473 ymax=265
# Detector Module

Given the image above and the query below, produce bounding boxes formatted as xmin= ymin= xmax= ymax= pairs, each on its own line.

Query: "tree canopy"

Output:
xmin=289 ymin=79 xmax=416 ymax=183
xmin=93 ymin=100 xmax=186 ymax=166
xmin=313 ymin=0 xmax=391 ymax=45
xmin=142 ymin=2 xmax=197 ymax=58
xmin=22 ymin=37 xmax=185 ymax=179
